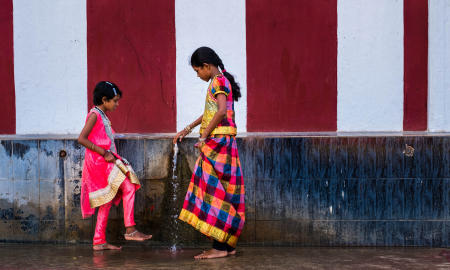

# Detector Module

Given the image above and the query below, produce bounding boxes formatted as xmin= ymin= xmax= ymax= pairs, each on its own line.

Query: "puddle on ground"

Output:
xmin=0 ymin=244 xmax=449 ymax=270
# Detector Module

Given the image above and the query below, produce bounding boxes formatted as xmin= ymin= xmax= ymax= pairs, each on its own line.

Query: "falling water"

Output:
xmin=169 ymin=143 xmax=179 ymax=253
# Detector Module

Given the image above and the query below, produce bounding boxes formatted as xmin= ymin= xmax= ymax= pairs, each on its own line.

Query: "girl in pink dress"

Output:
xmin=78 ymin=81 xmax=152 ymax=250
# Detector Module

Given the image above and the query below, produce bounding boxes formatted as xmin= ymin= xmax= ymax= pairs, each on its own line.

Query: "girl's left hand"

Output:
xmin=194 ymin=139 xmax=206 ymax=150
xmin=173 ymin=130 xmax=188 ymax=144
xmin=104 ymin=151 xmax=116 ymax=163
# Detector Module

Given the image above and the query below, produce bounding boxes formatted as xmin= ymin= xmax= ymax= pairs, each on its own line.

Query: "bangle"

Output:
xmin=184 ymin=125 xmax=192 ymax=134
xmin=198 ymin=138 xmax=206 ymax=142
xmin=90 ymin=143 xmax=95 ymax=151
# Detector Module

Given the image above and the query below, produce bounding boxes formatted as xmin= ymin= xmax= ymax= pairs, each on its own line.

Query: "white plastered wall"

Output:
xmin=428 ymin=0 xmax=450 ymax=132
xmin=175 ymin=0 xmax=247 ymax=134
xmin=337 ymin=0 xmax=404 ymax=132
xmin=14 ymin=0 xmax=87 ymax=134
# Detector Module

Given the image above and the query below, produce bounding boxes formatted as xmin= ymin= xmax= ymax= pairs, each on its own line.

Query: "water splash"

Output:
xmin=170 ymin=243 xmax=178 ymax=254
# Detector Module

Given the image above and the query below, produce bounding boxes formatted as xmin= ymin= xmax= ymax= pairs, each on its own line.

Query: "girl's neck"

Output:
xmin=209 ymin=66 xmax=221 ymax=80
xmin=96 ymin=105 xmax=107 ymax=113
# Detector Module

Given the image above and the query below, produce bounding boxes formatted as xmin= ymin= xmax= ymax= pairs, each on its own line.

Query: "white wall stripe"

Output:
xmin=175 ymin=0 xmax=247 ymax=133
xmin=14 ymin=0 xmax=87 ymax=134
xmin=428 ymin=0 xmax=450 ymax=132
xmin=337 ymin=0 xmax=404 ymax=132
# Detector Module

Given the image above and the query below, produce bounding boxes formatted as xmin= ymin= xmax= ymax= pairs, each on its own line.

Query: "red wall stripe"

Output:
xmin=87 ymin=0 xmax=176 ymax=133
xmin=246 ymin=0 xmax=337 ymax=132
xmin=0 ymin=0 xmax=15 ymax=134
xmin=403 ymin=0 xmax=428 ymax=131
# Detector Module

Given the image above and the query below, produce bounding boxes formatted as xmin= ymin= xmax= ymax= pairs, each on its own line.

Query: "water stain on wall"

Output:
xmin=12 ymin=142 xmax=30 ymax=159
xmin=0 ymin=141 xmax=12 ymax=157
xmin=0 ymin=206 xmax=13 ymax=220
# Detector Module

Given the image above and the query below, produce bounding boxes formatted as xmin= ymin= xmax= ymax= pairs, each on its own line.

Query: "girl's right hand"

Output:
xmin=104 ymin=151 xmax=116 ymax=163
xmin=173 ymin=130 xmax=188 ymax=144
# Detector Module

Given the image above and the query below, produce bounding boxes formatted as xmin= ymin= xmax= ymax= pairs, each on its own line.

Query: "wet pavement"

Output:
xmin=0 ymin=243 xmax=449 ymax=269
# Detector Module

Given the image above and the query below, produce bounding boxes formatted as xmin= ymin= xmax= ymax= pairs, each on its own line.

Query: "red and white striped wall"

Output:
xmin=0 ymin=0 xmax=449 ymax=134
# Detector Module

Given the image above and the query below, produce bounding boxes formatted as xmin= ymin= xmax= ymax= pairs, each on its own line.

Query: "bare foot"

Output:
xmin=93 ymin=243 xmax=122 ymax=251
xmin=228 ymin=250 xmax=236 ymax=255
xmin=124 ymin=230 xmax=152 ymax=241
xmin=194 ymin=249 xmax=228 ymax=260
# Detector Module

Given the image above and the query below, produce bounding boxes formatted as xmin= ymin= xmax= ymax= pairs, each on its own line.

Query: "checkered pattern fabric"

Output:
xmin=178 ymin=135 xmax=245 ymax=247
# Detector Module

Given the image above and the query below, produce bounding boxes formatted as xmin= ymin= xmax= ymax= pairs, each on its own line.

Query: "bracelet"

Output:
xmin=198 ymin=137 xmax=206 ymax=142
xmin=90 ymin=143 xmax=95 ymax=151
xmin=103 ymin=149 xmax=111 ymax=157
xmin=184 ymin=125 xmax=192 ymax=134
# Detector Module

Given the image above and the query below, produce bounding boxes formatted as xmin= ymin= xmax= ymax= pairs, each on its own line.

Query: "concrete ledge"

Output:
xmin=1 ymin=131 xmax=450 ymax=140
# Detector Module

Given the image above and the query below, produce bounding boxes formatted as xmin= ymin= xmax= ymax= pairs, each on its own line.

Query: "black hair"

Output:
xmin=93 ymin=81 xmax=122 ymax=106
xmin=190 ymin=47 xmax=241 ymax=101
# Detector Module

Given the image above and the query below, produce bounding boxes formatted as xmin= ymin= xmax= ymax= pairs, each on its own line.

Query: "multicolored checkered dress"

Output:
xmin=178 ymin=74 xmax=245 ymax=248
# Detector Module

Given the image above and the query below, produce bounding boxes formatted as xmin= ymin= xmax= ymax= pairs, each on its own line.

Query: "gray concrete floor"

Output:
xmin=0 ymin=243 xmax=449 ymax=269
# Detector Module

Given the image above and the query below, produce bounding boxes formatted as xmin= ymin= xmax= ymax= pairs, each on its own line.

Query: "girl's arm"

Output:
xmin=200 ymin=93 xmax=227 ymax=139
xmin=173 ymin=114 xmax=203 ymax=144
xmin=190 ymin=114 xmax=203 ymax=129
xmin=77 ymin=113 xmax=115 ymax=162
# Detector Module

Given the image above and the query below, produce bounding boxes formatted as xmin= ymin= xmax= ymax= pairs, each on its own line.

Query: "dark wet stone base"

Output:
xmin=0 ymin=135 xmax=449 ymax=247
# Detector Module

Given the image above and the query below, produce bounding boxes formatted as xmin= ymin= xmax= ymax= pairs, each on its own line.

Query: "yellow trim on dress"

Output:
xmin=178 ymin=208 xmax=238 ymax=247
xmin=210 ymin=126 xmax=237 ymax=136
xmin=212 ymin=90 xmax=228 ymax=97
xmin=89 ymin=159 xmax=140 ymax=208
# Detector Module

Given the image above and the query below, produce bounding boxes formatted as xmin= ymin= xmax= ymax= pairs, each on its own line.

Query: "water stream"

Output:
xmin=169 ymin=143 xmax=179 ymax=253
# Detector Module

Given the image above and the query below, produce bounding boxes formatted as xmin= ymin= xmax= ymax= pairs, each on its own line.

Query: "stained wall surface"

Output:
xmin=0 ymin=135 xmax=448 ymax=247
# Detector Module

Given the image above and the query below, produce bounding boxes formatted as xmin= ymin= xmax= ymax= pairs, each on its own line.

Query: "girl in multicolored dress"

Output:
xmin=174 ymin=47 xmax=245 ymax=259
xmin=78 ymin=81 xmax=152 ymax=250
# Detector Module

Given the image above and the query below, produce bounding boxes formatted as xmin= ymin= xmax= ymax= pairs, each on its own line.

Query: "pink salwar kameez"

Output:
xmin=81 ymin=107 xmax=140 ymax=245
